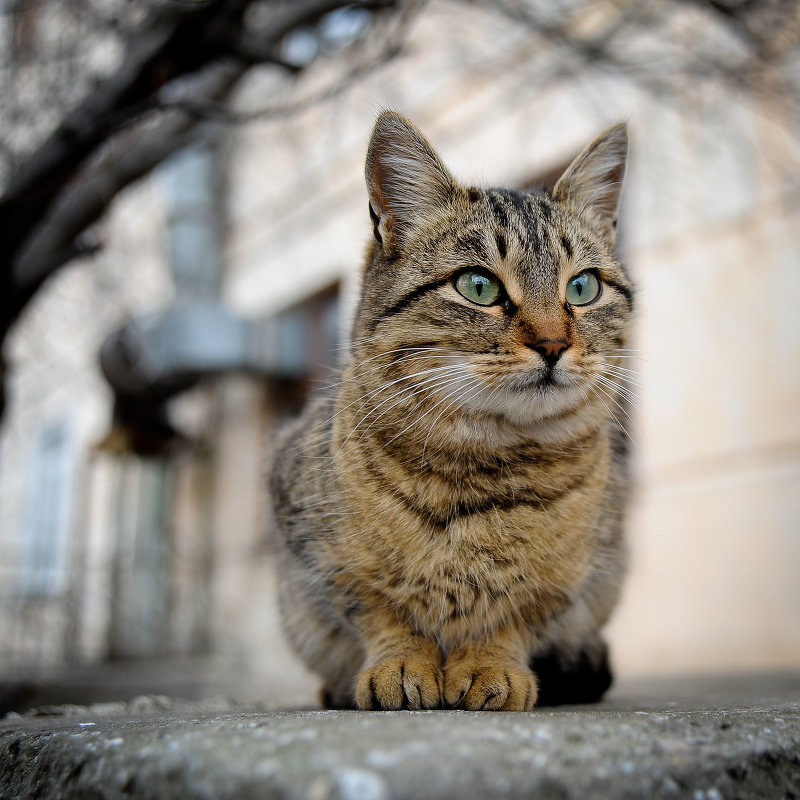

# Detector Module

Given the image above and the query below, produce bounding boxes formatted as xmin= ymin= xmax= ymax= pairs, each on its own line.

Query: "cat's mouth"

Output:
xmin=507 ymin=367 xmax=565 ymax=393
xmin=503 ymin=366 xmax=589 ymax=413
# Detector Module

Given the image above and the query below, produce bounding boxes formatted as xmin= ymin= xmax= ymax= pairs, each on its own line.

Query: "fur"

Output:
xmin=271 ymin=111 xmax=633 ymax=710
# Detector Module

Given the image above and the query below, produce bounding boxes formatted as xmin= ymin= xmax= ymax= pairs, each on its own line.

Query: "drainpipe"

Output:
xmin=98 ymin=142 xmax=309 ymax=453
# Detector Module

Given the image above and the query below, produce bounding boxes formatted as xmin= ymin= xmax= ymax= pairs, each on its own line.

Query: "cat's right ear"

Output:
xmin=365 ymin=111 xmax=456 ymax=252
xmin=552 ymin=123 xmax=628 ymax=246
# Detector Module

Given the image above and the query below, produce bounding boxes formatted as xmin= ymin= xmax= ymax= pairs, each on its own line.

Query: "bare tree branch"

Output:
xmin=13 ymin=62 xmax=245 ymax=297
xmin=0 ymin=0 xmax=247 ymax=247
xmin=169 ymin=1 xmax=417 ymax=123
xmin=0 ymin=0 xmax=403 ymax=350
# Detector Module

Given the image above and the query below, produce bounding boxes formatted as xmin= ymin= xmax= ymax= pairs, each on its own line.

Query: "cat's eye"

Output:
xmin=565 ymin=271 xmax=601 ymax=306
xmin=454 ymin=269 xmax=502 ymax=306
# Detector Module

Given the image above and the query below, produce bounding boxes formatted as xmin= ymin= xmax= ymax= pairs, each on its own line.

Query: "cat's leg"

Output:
xmin=529 ymin=633 xmax=612 ymax=706
xmin=277 ymin=567 xmax=365 ymax=709
xmin=313 ymin=624 xmax=366 ymax=710
xmin=288 ymin=617 xmax=364 ymax=709
xmin=443 ymin=628 xmax=538 ymax=711
xmin=354 ymin=609 xmax=444 ymax=710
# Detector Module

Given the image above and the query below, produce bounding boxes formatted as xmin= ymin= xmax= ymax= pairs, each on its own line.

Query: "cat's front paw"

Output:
xmin=355 ymin=653 xmax=443 ymax=710
xmin=444 ymin=655 xmax=538 ymax=711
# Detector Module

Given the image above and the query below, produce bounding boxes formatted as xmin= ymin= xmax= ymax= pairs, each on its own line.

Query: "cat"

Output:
xmin=270 ymin=110 xmax=633 ymax=711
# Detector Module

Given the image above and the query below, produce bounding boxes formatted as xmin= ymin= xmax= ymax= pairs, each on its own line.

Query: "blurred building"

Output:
xmin=0 ymin=0 xmax=798 ymax=708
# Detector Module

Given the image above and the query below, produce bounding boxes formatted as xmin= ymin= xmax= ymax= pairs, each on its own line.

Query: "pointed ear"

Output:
xmin=365 ymin=111 xmax=456 ymax=252
xmin=552 ymin=123 xmax=628 ymax=245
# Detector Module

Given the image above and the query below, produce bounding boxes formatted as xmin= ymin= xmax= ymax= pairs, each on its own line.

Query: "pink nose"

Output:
xmin=532 ymin=339 xmax=569 ymax=360
xmin=531 ymin=338 xmax=569 ymax=368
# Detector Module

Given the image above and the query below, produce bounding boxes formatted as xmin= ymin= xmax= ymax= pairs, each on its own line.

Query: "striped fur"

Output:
xmin=271 ymin=112 xmax=633 ymax=710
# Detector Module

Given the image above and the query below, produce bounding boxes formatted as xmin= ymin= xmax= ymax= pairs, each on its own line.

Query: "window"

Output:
xmin=20 ymin=419 xmax=75 ymax=596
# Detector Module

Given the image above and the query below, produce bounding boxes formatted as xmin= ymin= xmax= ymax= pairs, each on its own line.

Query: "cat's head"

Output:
xmin=350 ymin=111 xmax=633 ymax=437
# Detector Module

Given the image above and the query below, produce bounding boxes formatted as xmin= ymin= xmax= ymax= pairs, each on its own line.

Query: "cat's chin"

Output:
xmin=506 ymin=370 xmax=561 ymax=393
xmin=506 ymin=370 xmax=582 ymax=406
xmin=461 ymin=372 xmax=594 ymax=437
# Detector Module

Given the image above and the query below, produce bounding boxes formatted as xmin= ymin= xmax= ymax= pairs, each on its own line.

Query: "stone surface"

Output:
xmin=1 ymin=674 xmax=798 ymax=799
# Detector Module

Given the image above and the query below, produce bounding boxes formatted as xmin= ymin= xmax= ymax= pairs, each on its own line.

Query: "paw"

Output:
xmin=444 ymin=656 xmax=537 ymax=711
xmin=355 ymin=653 xmax=443 ymax=710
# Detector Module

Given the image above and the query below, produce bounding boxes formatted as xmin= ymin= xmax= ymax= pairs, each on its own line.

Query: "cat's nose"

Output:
xmin=531 ymin=338 xmax=569 ymax=368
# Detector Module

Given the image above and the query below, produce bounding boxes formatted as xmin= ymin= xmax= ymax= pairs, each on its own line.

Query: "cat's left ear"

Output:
xmin=552 ymin=123 xmax=628 ymax=246
xmin=365 ymin=111 xmax=457 ymax=252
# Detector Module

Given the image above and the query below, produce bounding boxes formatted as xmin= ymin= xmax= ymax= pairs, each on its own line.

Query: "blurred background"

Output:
xmin=0 ymin=0 xmax=798 ymax=713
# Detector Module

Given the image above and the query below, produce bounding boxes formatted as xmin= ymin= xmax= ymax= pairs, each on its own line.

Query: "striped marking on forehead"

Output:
xmin=486 ymin=188 xmax=562 ymax=258
xmin=455 ymin=229 xmax=491 ymax=261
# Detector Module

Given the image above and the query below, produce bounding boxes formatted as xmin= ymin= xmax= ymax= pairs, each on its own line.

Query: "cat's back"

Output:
xmin=270 ymin=389 xmax=339 ymax=548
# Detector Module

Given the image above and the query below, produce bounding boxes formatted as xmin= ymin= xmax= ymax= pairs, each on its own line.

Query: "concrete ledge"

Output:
xmin=1 ymin=675 xmax=798 ymax=799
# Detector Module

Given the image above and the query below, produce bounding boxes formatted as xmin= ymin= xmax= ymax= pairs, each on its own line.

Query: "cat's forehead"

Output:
xmin=389 ymin=180 xmax=618 ymax=303
xmin=482 ymin=188 xmax=564 ymax=246
xmin=484 ymin=187 xmax=552 ymax=223
xmin=428 ymin=186 xmax=564 ymax=251
xmin=454 ymin=186 xmax=574 ymax=285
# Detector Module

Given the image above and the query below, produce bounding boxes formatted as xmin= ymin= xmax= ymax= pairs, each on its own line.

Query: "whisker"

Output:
xmin=356 ymin=374 xmax=475 ymax=445
xmin=382 ymin=375 xmax=483 ymax=452
xmin=589 ymin=378 xmax=641 ymax=438
xmin=593 ymin=377 xmax=641 ymax=419
xmin=594 ymin=372 xmax=641 ymax=408
xmin=326 ymin=363 xmax=467 ymax=436
xmin=597 ymin=367 xmax=648 ymax=396
xmin=343 ymin=367 xmax=473 ymax=449
xmin=316 ymin=349 xmax=462 ymax=395
xmin=420 ymin=378 xmax=486 ymax=462
xmin=585 ymin=383 xmax=632 ymax=443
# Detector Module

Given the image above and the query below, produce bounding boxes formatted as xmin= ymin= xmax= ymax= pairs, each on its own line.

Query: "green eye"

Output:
xmin=454 ymin=269 xmax=502 ymax=306
xmin=565 ymin=271 xmax=601 ymax=306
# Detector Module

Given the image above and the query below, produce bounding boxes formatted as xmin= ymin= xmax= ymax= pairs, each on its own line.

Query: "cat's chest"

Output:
xmin=331 ymin=426 xmax=608 ymax=638
xmin=339 ymin=485 xmax=598 ymax=642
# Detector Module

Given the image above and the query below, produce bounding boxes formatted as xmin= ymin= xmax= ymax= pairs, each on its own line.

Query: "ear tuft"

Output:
xmin=552 ymin=123 xmax=628 ymax=245
xmin=365 ymin=111 xmax=456 ymax=251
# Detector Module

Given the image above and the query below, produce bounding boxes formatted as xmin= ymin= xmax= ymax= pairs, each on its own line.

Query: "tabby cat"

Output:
xmin=271 ymin=111 xmax=633 ymax=711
